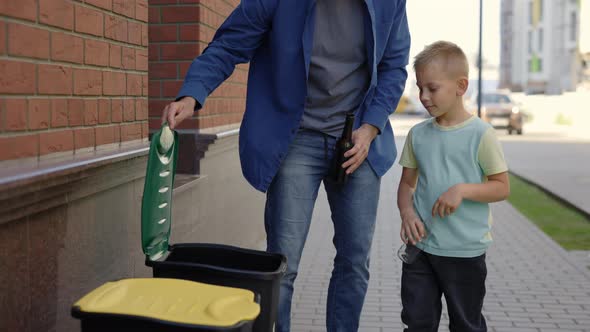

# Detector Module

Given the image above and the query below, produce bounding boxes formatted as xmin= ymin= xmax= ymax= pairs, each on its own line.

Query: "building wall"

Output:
xmin=0 ymin=137 xmax=265 ymax=331
xmin=0 ymin=151 xmax=150 ymax=332
xmin=541 ymin=0 xmax=580 ymax=94
xmin=147 ymin=0 xmax=247 ymax=132
xmin=562 ymin=0 xmax=581 ymax=92
xmin=500 ymin=0 xmax=514 ymax=90
xmin=147 ymin=0 xmax=247 ymax=174
xmin=513 ymin=0 xmax=529 ymax=90
xmin=501 ymin=0 xmax=528 ymax=92
xmin=527 ymin=0 xmax=547 ymax=92
xmin=501 ymin=0 xmax=581 ymax=94
xmin=0 ymin=2 xmax=265 ymax=331
xmin=0 ymin=0 xmax=149 ymax=162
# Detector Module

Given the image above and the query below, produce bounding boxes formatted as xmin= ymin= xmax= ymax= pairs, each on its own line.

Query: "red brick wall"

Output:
xmin=0 ymin=0 xmax=148 ymax=162
xmin=148 ymin=0 xmax=247 ymax=132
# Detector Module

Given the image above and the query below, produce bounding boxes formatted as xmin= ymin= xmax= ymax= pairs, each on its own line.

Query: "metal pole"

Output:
xmin=477 ymin=0 xmax=483 ymax=118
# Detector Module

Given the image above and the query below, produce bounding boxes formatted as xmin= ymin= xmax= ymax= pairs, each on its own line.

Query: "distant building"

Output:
xmin=581 ymin=52 xmax=590 ymax=88
xmin=580 ymin=0 xmax=590 ymax=88
xmin=500 ymin=0 xmax=582 ymax=94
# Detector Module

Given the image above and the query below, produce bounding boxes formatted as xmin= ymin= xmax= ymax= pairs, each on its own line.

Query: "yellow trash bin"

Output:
xmin=71 ymin=278 xmax=260 ymax=332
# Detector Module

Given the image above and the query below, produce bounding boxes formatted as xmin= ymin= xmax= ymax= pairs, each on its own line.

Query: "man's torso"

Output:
xmin=301 ymin=0 xmax=371 ymax=137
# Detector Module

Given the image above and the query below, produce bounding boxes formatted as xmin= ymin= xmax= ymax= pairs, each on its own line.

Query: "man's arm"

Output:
xmin=164 ymin=0 xmax=277 ymax=128
xmin=342 ymin=1 xmax=410 ymax=173
xmin=362 ymin=0 xmax=411 ymax=133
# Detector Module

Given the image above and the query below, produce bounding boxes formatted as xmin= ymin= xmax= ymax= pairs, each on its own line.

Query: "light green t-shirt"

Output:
xmin=399 ymin=115 xmax=508 ymax=257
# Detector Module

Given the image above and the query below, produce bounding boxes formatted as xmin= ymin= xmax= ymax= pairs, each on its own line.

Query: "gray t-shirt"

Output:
xmin=301 ymin=0 xmax=370 ymax=137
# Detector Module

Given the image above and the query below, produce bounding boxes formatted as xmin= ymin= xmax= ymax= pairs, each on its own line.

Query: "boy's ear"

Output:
xmin=456 ymin=77 xmax=469 ymax=96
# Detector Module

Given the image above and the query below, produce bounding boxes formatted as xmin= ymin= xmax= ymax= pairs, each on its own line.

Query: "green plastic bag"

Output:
xmin=141 ymin=123 xmax=179 ymax=261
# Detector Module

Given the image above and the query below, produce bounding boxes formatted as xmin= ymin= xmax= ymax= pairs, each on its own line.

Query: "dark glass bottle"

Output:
xmin=331 ymin=113 xmax=355 ymax=184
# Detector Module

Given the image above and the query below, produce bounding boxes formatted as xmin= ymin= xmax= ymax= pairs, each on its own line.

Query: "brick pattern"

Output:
xmin=0 ymin=0 xmax=148 ymax=162
xmin=148 ymin=0 xmax=247 ymax=132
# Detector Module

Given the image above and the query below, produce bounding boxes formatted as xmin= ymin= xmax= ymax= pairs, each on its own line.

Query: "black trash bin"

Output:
xmin=141 ymin=124 xmax=287 ymax=332
xmin=71 ymin=278 xmax=260 ymax=332
xmin=147 ymin=244 xmax=286 ymax=332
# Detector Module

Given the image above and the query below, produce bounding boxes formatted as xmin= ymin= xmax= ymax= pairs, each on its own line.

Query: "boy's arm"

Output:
xmin=432 ymin=128 xmax=510 ymax=218
xmin=397 ymin=167 xmax=417 ymax=216
xmin=397 ymin=167 xmax=425 ymax=244
xmin=432 ymin=172 xmax=510 ymax=218
xmin=458 ymin=172 xmax=510 ymax=202
xmin=397 ymin=129 xmax=425 ymax=243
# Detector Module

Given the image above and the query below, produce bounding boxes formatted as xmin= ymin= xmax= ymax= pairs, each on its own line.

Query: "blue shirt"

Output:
xmin=177 ymin=0 xmax=411 ymax=192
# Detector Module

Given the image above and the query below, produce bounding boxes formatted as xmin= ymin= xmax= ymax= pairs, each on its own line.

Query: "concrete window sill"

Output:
xmin=0 ymin=142 xmax=150 ymax=225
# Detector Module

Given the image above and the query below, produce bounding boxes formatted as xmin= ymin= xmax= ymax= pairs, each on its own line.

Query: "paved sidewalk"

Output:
xmin=290 ymin=144 xmax=590 ymax=331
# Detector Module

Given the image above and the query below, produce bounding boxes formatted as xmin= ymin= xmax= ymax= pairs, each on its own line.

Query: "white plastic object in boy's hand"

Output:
xmin=158 ymin=125 xmax=174 ymax=155
xmin=397 ymin=243 xmax=422 ymax=264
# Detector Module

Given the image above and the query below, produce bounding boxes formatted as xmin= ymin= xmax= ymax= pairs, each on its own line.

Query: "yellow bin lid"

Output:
xmin=73 ymin=278 xmax=260 ymax=328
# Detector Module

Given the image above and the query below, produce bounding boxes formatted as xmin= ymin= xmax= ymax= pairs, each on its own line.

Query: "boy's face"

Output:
xmin=415 ymin=60 xmax=464 ymax=118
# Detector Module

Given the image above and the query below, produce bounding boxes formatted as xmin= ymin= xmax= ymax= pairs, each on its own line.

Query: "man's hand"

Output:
xmin=342 ymin=123 xmax=379 ymax=174
xmin=161 ymin=97 xmax=197 ymax=129
xmin=432 ymin=184 xmax=463 ymax=218
xmin=400 ymin=210 xmax=425 ymax=245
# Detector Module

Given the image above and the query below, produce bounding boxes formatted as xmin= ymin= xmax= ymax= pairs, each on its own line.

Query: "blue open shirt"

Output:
xmin=177 ymin=0 xmax=411 ymax=192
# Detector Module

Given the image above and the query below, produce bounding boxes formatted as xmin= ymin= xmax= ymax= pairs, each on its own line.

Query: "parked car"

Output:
xmin=469 ymin=92 xmax=524 ymax=135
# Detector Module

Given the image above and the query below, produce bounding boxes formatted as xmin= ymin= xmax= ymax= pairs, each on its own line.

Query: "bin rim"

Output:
xmin=145 ymin=243 xmax=287 ymax=279
xmin=171 ymin=242 xmax=288 ymax=260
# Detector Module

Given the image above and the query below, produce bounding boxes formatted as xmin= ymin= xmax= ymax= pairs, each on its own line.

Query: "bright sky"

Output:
xmin=406 ymin=0 xmax=501 ymax=68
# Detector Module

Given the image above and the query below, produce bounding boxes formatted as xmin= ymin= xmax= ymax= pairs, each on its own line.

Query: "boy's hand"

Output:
xmin=432 ymin=184 xmax=463 ymax=218
xmin=400 ymin=210 xmax=426 ymax=245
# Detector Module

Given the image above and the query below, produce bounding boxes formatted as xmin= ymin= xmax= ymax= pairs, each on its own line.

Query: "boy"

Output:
xmin=397 ymin=41 xmax=510 ymax=332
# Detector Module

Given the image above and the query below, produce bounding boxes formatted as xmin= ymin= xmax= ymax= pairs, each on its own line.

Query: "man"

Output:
xmin=162 ymin=1 xmax=410 ymax=331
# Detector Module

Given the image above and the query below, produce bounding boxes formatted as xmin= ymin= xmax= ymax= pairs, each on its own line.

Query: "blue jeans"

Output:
xmin=265 ymin=130 xmax=381 ymax=332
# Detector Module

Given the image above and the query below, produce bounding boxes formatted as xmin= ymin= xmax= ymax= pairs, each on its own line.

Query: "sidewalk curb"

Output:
xmin=510 ymin=170 xmax=590 ymax=221
xmin=510 ymin=171 xmax=590 ymax=279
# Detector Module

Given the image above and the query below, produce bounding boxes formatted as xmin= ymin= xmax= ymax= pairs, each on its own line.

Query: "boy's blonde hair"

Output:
xmin=413 ymin=41 xmax=469 ymax=78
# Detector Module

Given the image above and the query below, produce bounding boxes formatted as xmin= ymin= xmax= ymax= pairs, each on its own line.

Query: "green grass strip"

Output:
xmin=507 ymin=173 xmax=590 ymax=250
